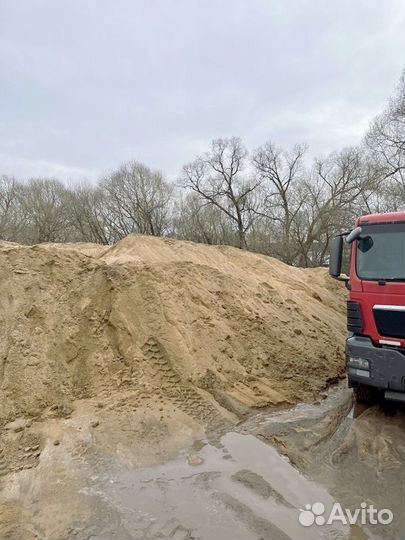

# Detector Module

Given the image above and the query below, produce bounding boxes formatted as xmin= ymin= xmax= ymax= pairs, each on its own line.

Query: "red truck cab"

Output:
xmin=329 ymin=211 xmax=405 ymax=403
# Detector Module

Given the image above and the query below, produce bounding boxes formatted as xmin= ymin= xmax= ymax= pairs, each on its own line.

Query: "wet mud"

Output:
xmin=0 ymin=384 xmax=403 ymax=540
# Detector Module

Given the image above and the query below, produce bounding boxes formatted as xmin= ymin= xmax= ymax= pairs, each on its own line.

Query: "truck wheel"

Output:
xmin=353 ymin=384 xmax=377 ymax=405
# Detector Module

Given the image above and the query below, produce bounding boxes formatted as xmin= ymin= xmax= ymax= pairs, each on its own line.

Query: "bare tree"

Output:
xmin=66 ymin=183 xmax=113 ymax=244
xmin=366 ymin=71 xmax=405 ymax=175
xmin=101 ymin=161 xmax=173 ymax=239
xmin=252 ymin=143 xmax=307 ymax=264
xmin=0 ymin=175 xmax=22 ymax=241
xmin=173 ymin=192 xmax=235 ymax=245
xmin=18 ymin=178 xmax=70 ymax=243
xmin=365 ymin=70 xmax=405 ymax=208
xmin=182 ymin=137 xmax=260 ymax=249
xmin=293 ymin=147 xmax=376 ymax=266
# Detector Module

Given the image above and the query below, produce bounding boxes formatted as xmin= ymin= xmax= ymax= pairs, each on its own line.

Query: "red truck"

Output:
xmin=329 ymin=211 xmax=405 ymax=403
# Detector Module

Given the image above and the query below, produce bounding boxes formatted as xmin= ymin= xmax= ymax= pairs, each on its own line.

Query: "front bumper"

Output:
xmin=346 ymin=335 xmax=405 ymax=392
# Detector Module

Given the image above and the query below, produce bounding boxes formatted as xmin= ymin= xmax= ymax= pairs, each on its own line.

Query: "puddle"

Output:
xmin=242 ymin=384 xmax=404 ymax=540
xmin=88 ymin=431 xmax=348 ymax=540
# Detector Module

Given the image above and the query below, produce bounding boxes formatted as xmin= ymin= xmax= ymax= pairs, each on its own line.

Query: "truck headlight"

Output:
xmin=348 ymin=357 xmax=369 ymax=369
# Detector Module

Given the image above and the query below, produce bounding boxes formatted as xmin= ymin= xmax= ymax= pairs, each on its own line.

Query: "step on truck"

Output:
xmin=329 ymin=211 xmax=405 ymax=403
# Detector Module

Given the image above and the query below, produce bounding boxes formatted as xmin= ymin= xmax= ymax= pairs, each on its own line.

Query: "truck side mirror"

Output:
xmin=329 ymin=236 xmax=343 ymax=278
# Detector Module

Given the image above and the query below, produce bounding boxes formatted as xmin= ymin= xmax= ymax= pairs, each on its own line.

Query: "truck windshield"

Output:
xmin=356 ymin=222 xmax=405 ymax=281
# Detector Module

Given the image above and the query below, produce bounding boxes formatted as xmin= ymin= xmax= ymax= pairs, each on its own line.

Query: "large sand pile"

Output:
xmin=0 ymin=236 xmax=347 ymax=467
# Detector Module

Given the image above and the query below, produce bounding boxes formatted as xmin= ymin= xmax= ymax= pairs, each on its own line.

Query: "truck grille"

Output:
xmin=373 ymin=306 xmax=405 ymax=339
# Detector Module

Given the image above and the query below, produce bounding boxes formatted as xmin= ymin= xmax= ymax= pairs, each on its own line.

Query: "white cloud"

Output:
xmin=0 ymin=0 xmax=404 ymax=181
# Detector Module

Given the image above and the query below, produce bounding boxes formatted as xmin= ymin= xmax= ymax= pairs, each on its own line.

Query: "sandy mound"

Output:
xmin=0 ymin=235 xmax=347 ymax=465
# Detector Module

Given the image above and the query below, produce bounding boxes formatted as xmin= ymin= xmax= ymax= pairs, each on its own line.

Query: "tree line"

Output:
xmin=1 ymin=73 xmax=404 ymax=267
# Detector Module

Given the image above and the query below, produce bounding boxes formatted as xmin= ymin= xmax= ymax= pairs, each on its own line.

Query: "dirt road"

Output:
xmin=1 ymin=384 xmax=403 ymax=540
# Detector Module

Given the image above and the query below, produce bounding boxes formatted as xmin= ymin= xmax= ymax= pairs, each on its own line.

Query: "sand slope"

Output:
xmin=0 ymin=235 xmax=346 ymax=433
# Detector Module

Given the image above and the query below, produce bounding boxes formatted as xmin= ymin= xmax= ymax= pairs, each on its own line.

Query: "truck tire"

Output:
xmin=353 ymin=384 xmax=377 ymax=405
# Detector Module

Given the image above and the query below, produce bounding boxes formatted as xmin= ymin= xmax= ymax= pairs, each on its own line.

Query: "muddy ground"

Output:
xmin=0 ymin=383 xmax=403 ymax=540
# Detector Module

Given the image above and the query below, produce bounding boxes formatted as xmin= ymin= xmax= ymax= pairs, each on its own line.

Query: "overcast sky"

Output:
xmin=0 ymin=0 xmax=404 ymax=183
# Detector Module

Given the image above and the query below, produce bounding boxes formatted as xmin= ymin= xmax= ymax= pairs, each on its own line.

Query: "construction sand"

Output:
xmin=0 ymin=235 xmax=347 ymax=470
